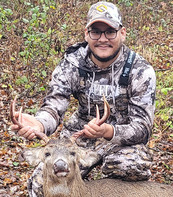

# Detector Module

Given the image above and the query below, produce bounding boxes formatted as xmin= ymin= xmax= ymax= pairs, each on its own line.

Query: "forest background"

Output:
xmin=0 ymin=0 xmax=172 ymax=196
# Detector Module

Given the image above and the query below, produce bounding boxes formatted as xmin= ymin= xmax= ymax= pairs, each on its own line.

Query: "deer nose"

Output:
xmin=53 ymin=159 xmax=69 ymax=177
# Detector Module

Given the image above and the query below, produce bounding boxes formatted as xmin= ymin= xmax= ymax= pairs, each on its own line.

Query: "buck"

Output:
xmin=23 ymin=137 xmax=173 ymax=197
xmin=10 ymin=97 xmax=173 ymax=197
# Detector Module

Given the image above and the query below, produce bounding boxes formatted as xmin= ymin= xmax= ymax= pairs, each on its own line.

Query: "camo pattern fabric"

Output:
xmin=36 ymin=42 xmax=156 ymax=146
xmin=27 ymin=141 xmax=152 ymax=196
xmin=86 ymin=1 xmax=122 ymax=29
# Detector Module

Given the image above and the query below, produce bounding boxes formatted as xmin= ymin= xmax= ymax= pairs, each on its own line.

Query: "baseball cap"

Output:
xmin=86 ymin=1 xmax=122 ymax=29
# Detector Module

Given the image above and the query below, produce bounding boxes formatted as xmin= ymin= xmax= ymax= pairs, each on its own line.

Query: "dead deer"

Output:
xmin=10 ymin=96 xmax=173 ymax=197
xmin=24 ymin=137 xmax=173 ymax=197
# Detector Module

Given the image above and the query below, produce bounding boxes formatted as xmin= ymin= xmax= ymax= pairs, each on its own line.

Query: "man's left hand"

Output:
xmin=83 ymin=118 xmax=114 ymax=140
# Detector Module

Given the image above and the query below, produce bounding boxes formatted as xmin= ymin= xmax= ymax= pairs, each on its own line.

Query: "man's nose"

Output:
xmin=98 ymin=32 xmax=108 ymax=41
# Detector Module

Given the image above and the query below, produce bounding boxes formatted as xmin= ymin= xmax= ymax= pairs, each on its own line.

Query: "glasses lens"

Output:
xmin=105 ymin=30 xmax=117 ymax=39
xmin=89 ymin=30 xmax=101 ymax=40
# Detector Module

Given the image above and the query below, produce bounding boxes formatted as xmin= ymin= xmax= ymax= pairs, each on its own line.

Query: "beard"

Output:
xmin=89 ymin=44 xmax=122 ymax=62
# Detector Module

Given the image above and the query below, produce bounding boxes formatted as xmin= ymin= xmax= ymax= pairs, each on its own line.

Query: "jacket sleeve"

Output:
xmin=111 ymin=63 xmax=156 ymax=146
xmin=35 ymin=59 xmax=73 ymax=136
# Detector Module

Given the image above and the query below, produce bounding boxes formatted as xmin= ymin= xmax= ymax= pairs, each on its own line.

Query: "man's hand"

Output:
xmin=82 ymin=118 xmax=114 ymax=140
xmin=10 ymin=112 xmax=44 ymax=140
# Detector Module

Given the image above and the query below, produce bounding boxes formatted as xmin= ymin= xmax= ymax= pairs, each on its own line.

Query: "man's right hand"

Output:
xmin=10 ymin=112 xmax=44 ymax=140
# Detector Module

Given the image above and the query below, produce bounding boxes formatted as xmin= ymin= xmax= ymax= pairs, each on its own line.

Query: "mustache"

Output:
xmin=94 ymin=44 xmax=113 ymax=48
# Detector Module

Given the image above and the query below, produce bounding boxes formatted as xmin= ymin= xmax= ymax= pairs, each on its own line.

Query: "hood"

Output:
xmin=64 ymin=42 xmax=124 ymax=74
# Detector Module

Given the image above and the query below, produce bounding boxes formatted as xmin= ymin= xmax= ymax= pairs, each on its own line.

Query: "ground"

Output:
xmin=0 ymin=0 xmax=172 ymax=196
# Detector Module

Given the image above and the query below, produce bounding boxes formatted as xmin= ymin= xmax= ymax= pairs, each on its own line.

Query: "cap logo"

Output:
xmin=96 ymin=4 xmax=107 ymax=12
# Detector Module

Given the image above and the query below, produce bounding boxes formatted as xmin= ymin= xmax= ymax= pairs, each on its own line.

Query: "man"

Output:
xmin=11 ymin=1 xmax=156 ymax=196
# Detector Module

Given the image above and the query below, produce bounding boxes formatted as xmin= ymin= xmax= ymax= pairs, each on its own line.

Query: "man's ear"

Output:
xmin=84 ymin=28 xmax=89 ymax=42
xmin=120 ymin=27 xmax=126 ymax=42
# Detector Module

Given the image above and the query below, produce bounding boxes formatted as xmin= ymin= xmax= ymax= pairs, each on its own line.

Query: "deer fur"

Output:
xmin=24 ymin=138 xmax=173 ymax=197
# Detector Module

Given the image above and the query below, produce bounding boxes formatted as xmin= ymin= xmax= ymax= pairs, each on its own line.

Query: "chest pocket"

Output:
xmin=114 ymin=93 xmax=128 ymax=113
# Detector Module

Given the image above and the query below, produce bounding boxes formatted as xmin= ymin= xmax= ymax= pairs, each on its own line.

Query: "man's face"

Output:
xmin=85 ymin=22 xmax=126 ymax=63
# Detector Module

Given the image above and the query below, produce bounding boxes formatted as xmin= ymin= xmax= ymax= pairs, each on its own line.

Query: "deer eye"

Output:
xmin=70 ymin=151 xmax=76 ymax=156
xmin=45 ymin=152 xmax=51 ymax=157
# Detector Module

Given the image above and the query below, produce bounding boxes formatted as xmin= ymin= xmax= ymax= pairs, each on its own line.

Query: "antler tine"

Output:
xmin=10 ymin=96 xmax=49 ymax=144
xmin=96 ymin=95 xmax=110 ymax=126
xmin=95 ymin=104 xmax=100 ymax=124
xmin=71 ymin=95 xmax=110 ymax=140
xmin=70 ymin=129 xmax=85 ymax=141
xmin=10 ymin=95 xmax=23 ymax=129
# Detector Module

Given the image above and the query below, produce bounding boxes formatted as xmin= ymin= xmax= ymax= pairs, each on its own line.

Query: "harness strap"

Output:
xmin=119 ymin=50 xmax=136 ymax=86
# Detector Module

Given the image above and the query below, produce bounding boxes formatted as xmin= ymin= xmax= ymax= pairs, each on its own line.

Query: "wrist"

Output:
xmin=103 ymin=124 xmax=114 ymax=140
xmin=36 ymin=120 xmax=45 ymax=133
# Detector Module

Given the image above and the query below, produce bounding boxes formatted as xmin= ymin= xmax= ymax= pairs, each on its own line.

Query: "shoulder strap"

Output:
xmin=79 ymin=67 xmax=89 ymax=78
xmin=119 ymin=50 xmax=136 ymax=86
xmin=66 ymin=42 xmax=88 ymax=54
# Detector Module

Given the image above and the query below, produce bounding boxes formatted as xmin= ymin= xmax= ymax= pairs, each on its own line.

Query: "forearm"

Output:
xmin=110 ymin=120 xmax=151 ymax=146
xmin=109 ymin=102 xmax=154 ymax=146
xmin=35 ymin=110 xmax=58 ymax=136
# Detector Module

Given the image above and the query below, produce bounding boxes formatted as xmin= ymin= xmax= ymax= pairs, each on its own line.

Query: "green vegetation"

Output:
xmin=0 ymin=0 xmax=172 ymax=193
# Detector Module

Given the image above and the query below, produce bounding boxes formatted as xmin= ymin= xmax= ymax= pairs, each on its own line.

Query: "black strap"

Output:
xmin=79 ymin=68 xmax=89 ymax=78
xmin=119 ymin=50 xmax=136 ymax=86
xmin=66 ymin=42 xmax=88 ymax=54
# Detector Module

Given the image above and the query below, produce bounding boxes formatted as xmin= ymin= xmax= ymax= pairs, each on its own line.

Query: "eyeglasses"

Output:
xmin=88 ymin=28 xmax=121 ymax=40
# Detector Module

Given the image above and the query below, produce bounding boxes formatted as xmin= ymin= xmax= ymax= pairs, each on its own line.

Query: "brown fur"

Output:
xmin=24 ymin=138 xmax=173 ymax=197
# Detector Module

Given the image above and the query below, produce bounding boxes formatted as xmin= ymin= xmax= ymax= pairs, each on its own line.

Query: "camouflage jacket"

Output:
xmin=36 ymin=42 xmax=156 ymax=146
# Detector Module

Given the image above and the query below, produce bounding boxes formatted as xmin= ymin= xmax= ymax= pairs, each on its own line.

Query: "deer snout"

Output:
xmin=53 ymin=159 xmax=70 ymax=177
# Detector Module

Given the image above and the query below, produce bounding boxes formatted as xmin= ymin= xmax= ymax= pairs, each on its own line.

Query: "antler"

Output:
xmin=95 ymin=95 xmax=110 ymax=126
xmin=71 ymin=96 xmax=110 ymax=140
xmin=10 ymin=96 xmax=49 ymax=143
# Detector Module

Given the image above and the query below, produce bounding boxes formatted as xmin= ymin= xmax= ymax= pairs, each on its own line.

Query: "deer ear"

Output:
xmin=23 ymin=147 xmax=43 ymax=166
xmin=78 ymin=149 xmax=100 ymax=167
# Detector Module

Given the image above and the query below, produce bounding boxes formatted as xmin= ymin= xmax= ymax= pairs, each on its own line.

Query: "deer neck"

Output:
xmin=43 ymin=181 xmax=70 ymax=197
xmin=43 ymin=170 xmax=88 ymax=197
xmin=68 ymin=172 xmax=88 ymax=197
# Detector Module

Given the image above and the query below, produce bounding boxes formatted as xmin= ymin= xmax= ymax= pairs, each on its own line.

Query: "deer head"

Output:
xmin=20 ymin=96 xmax=110 ymax=196
xmin=23 ymin=137 xmax=100 ymax=178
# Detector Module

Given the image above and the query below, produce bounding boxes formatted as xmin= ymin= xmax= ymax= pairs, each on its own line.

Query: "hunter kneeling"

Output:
xmin=10 ymin=2 xmax=160 ymax=197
